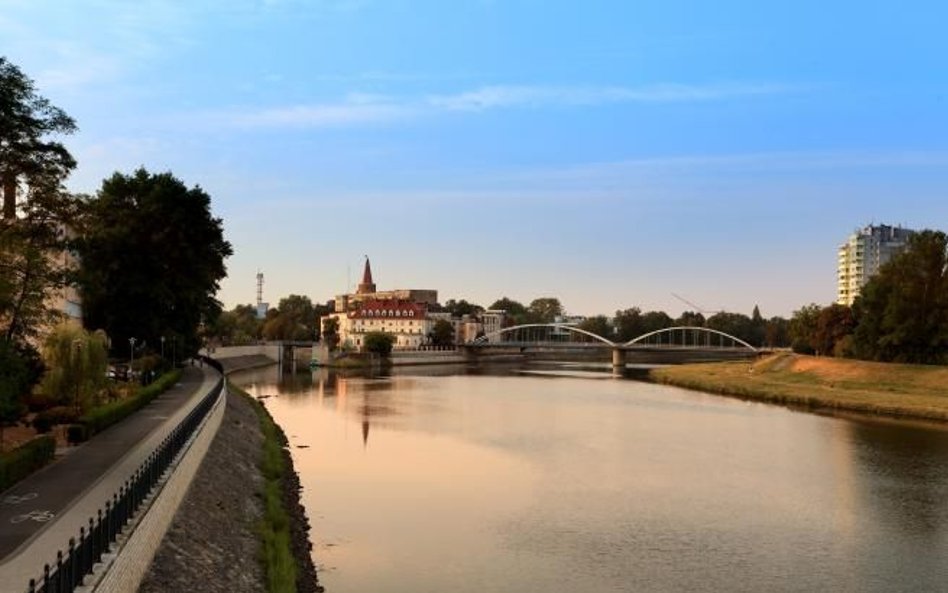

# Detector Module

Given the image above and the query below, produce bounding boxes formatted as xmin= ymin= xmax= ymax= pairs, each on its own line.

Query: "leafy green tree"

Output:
xmin=0 ymin=339 xmax=31 ymax=450
xmin=578 ymin=315 xmax=613 ymax=340
xmin=489 ymin=297 xmax=528 ymax=325
xmin=363 ymin=332 xmax=395 ymax=357
xmin=321 ymin=317 xmax=340 ymax=351
xmin=0 ymin=58 xmax=80 ymax=344
xmin=429 ymin=319 xmax=455 ymax=347
xmin=851 ymin=230 xmax=948 ymax=363
xmin=527 ymin=297 xmax=563 ymax=323
xmin=814 ymin=304 xmax=855 ymax=356
xmin=443 ymin=299 xmax=484 ymax=317
xmin=262 ymin=295 xmax=316 ymax=341
xmin=705 ymin=312 xmax=754 ymax=344
xmin=37 ymin=324 xmax=108 ymax=412
xmin=675 ymin=311 xmax=706 ymax=327
xmin=789 ymin=304 xmax=821 ymax=354
xmin=613 ymin=307 xmax=644 ymax=342
xmin=749 ymin=305 xmax=767 ymax=347
xmin=764 ymin=316 xmax=790 ymax=348
xmin=76 ymin=168 xmax=232 ymax=358
xmin=0 ymin=57 xmax=77 ymax=219
xmin=641 ymin=310 xmax=674 ymax=334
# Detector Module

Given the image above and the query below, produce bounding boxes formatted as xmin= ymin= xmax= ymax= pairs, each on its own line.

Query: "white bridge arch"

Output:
xmin=622 ymin=326 xmax=757 ymax=351
xmin=469 ymin=323 xmax=756 ymax=352
xmin=471 ymin=323 xmax=616 ymax=346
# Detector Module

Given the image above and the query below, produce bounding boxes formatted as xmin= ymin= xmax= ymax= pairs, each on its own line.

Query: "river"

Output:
xmin=232 ymin=363 xmax=948 ymax=593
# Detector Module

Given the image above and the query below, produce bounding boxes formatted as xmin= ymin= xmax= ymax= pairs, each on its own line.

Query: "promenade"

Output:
xmin=0 ymin=365 xmax=220 ymax=592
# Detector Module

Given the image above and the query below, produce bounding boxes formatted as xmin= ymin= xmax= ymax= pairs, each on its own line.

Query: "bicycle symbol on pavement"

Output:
xmin=2 ymin=492 xmax=38 ymax=505
xmin=10 ymin=510 xmax=54 ymax=524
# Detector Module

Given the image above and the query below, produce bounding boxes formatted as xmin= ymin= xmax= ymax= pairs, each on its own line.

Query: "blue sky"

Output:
xmin=3 ymin=0 xmax=947 ymax=317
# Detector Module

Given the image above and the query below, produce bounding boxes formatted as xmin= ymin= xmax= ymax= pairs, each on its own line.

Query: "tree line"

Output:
xmin=1 ymin=57 xmax=230 ymax=442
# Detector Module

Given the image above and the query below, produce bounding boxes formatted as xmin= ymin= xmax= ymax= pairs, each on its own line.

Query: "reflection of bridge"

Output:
xmin=465 ymin=324 xmax=760 ymax=367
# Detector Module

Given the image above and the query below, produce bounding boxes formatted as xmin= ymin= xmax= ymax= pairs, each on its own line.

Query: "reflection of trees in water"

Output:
xmin=849 ymin=419 xmax=948 ymax=534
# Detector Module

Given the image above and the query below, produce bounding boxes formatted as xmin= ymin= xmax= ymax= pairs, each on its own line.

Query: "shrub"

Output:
xmin=78 ymin=369 xmax=181 ymax=437
xmin=0 ymin=435 xmax=56 ymax=491
xmin=66 ymin=424 xmax=88 ymax=444
xmin=31 ymin=406 xmax=79 ymax=433
xmin=31 ymin=414 xmax=54 ymax=434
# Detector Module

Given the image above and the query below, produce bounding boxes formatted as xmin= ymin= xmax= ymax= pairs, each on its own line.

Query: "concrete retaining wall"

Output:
xmin=87 ymin=389 xmax=226 ymax=593
xmin=208 ymin=344 xmax=280 ymax=361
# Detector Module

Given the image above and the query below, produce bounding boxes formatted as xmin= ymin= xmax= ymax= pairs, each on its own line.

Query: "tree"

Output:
xmin=443 ymin=299 xmax=483 ymax=317
xmin=813 ymin=304 xmax=855 ymax=356
xmin=0 ymin=57 xmax=77 ymax=219
xmin=641 ymin=310 xmax=674 ymax=334
xmin=489 ymin=297 xmax=528 ymax=325
xmin=363 ymin=332 xmax=395 ymax=357
xmin=749 ymin=305 xmax=767 ymax=347
xmin=613 ymin=307 xmax=644 ymax=342
xmin=321 ymin=317 xmax=340 ymax=351
xmin=789 ymin=304 xmax=821 ymax=354
xmin=764 ymin=316 xmax=790 ymax=348
xmin=705 ymin=312 xmax=754 ymax=345
xmin=0 ymin=58 xmax=80 ymax=344
xmin=579 ymin=315 xmax=613 ymax=340
xmin=851 ymin=230 xmax=948 ymax=364
xmin=262 ymin=295 xmax=316 ymax=341
xmin=76 ymin=168 xmax=232 ymax=358
xmin=0 ymin=339 xmax=31 ymax=450
xmin=429 ymin=319 xmax=455 ymax=347
xmin=527 ymin=297 xmax=563 ymax=323
xmin=675 ymin=311 xmax=706 ymax=327
xmin=37 ymin=324 xmax=108 ymax=412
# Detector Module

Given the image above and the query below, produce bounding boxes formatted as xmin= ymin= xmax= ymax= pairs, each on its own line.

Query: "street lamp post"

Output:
xmin=172 ymin=336 xmax=176 ymax=368
xmin=161 ymin=336 xmax=166 ymax=361
xmin=129 ymin=337 xmax=136 ymax=380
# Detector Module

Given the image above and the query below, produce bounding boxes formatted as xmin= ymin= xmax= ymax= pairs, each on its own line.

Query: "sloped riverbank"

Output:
xmin=139 ymin=383 xmax=320 ymax=593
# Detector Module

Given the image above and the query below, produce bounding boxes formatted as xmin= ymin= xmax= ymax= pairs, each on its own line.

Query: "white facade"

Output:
xmin=323 ymin=300 xmax=433 ymax=350
xmin=837 ymin=224 xmax=915 ymax=306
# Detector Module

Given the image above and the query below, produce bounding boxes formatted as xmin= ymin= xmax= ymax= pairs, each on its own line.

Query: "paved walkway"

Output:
xmin=0 ymin=365 xmax=220 ymax=592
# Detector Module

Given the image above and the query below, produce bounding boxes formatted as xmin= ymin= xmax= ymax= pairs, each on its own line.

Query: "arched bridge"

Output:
xmin=467 ymin=323 xmax=759 ymax=366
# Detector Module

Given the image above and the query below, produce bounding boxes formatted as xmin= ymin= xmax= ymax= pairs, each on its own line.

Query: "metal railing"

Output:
xmin=27 ymin=358 xmax=224 ymax=593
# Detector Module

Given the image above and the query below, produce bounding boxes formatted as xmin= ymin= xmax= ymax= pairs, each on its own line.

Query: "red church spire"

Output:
xmin=357 ymin=255 xmax=376 ymax=294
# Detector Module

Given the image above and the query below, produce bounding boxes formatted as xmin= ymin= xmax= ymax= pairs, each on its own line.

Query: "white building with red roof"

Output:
xmin=322 ymin=258 xmax=437 ymax=350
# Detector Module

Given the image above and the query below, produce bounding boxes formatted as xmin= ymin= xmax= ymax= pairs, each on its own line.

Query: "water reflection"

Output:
xmin=234 ymin=364 xmax=948 ymax=593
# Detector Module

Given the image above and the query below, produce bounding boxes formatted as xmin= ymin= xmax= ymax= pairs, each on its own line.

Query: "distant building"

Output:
xmin=837 ymin=224 xmax=915 ymax=306
xmin=322 ymin=257 xmax=438 ymax=350
xmin=333 ymin=258 xmax=438 ymax=313
xmin=320 ymin=257 xmax=505 ymax=350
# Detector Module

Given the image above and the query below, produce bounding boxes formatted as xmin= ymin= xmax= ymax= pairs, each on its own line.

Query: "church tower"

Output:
xmin=357 ymin=256 xmax=376 ymax=294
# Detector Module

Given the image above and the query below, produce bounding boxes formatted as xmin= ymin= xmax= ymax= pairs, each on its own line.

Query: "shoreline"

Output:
xmin=647 ymin=353 xmax=948 ymax=425
xmin=140 ymin=360 xmax=321 ymax=593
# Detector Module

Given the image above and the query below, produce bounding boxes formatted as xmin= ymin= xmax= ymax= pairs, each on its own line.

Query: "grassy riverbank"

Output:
xmin=649 ymin=353 xmax=948 ymax=422
xmin=231 ymin=382 xmax=322 ymax=593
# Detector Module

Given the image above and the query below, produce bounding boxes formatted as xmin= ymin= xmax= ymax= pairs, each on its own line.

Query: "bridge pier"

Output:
xmin=611 ymin=348 xmax=626 ymax=371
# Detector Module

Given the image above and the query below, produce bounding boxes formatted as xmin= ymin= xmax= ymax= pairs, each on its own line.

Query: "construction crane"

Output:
xmin=671 ymin=293 xmax=723 ymax=316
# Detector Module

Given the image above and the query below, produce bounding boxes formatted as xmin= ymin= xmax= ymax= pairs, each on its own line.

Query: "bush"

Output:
xmin=31 ymin=414 xmax=54 ymax=434
xmin=66 ymin=424 xmax=88 ymax=444
xmin=31 ymin=406 xmax=79 ymax=433
xmin=78 ymin=369 xmax=181 ymax=437
xmin=0 ymin=435 xmax=56 ymax=491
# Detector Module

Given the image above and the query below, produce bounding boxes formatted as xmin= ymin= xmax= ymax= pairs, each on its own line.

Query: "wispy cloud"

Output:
xmin=426 ymin=82 xmax=797 ymax=111
xmin=225 ymin=94 xmax=410 ymax=128
xmin=218 ymin=81 xmax=798 ymax=129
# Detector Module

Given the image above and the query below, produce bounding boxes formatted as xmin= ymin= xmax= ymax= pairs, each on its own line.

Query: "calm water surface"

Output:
xmin=233 ymin=365 xmax=948 ymax=593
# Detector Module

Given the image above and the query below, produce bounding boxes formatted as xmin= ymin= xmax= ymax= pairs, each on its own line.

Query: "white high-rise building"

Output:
xmin=837 ymin=224 xmax=915 ymax=306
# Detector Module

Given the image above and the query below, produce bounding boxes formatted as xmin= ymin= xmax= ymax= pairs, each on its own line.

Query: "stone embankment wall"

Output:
xmin=89 ymin=386 xmax=226 ymax=593
xmin=137 ymin=389 xmax=265 ymax=593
